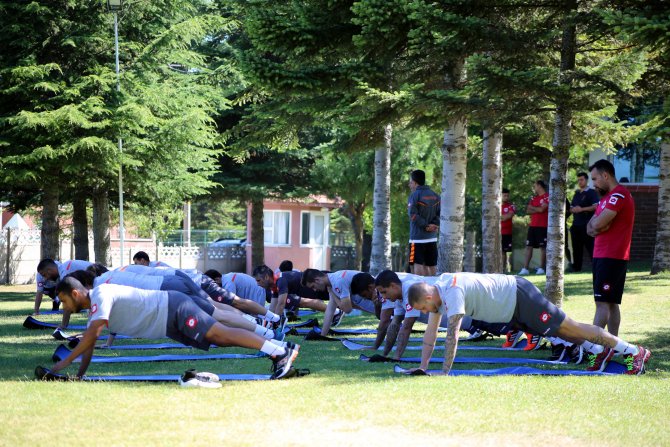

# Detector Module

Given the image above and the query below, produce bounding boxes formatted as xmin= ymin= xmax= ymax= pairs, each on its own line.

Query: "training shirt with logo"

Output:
xmin=593 ymin=185 xmax=635 ymax=260
xmin=95 ymin=270 xmax=164 ymax=290
xmin=501 ymin=202 xmax=516 ymax=235
xmin=327 ymin=270 xmax=360 ymax=300
xmin=529 ymin=193 xmax=549 ymax=227
xmin=88 ymin=284 xmax=168 ymax=338
xmin=435 ymin=273 xmax=517 ymax=323
xmin=36 ymin=260 xmax=93 ymax=292
xmin=222 ymin=272 xmax=268 ymax=305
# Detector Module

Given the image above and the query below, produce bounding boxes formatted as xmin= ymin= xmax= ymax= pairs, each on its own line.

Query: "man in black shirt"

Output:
xmin=569 ymin=172 xmax=600 ymax=272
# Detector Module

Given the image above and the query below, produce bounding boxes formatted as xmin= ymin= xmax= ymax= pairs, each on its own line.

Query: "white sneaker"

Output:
xmin=535 ymin=268 xmax=546 ymax=275
xmin=179 ymin=369 xmax=222 ymax=388
xmin=52 ymin=328 xmax=69 ymax=340
xmin=518 ymin=268 xmax=530 ymax=275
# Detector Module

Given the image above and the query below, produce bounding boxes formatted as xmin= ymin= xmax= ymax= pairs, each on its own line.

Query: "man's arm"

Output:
xmin=381 ymin=315 xmax=404 ymax=355
xmin=320 ymin=291 xmax=341 ymax=336
xmin=274 ymin=292 xmax=288 ymax=315
xmin=416 ymin=312 xmax=440 ymax=371
xmin=33 ymin=291 xmax=44 ymax=315
xmin=372 ymin=309 xmax=394 ymax=349
xmin=51 ymin=320 xmax=107 ymax=377
xmin=501 ymin=210 xmax=515 ymax=221
xmin=441 ymin=314 xmax=464 ymax=375
xmin=587 ymin=209 xmax=617 ymax=237
xmin=392 ymin=316 xmax=417 ymax=359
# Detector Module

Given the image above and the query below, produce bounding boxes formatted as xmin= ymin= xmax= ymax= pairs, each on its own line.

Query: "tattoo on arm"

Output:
xmin=442 ymin=314 xmax=463 ymax=374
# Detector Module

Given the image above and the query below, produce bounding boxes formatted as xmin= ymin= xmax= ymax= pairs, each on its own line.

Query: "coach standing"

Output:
xmin=408 ymin=169 xmax=440 ymax=276
xmin=587 ymin=159 xmax=635 ymax=339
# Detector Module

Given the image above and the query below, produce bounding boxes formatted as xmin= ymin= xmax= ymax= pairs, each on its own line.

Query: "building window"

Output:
xmin=263 ymin=211 xmax=290 ymax=246
xmin=300 ymin=211 xmax=328 ymax=247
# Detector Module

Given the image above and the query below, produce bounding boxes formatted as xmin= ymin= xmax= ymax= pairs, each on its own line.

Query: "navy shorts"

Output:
xmin=526 ymin=227 xmax=547 ymax=248
xmin=283 ymin=294 xmax=300 ymax=312
xmin=592 ymin=258 xmax=627 ymax=304
xmin=166 ymin=291 xmax=217 ymax=350
xmin=501 ymin=234 xmax=513 ymax=253
xmin=409 ymin=241 xmax=438 ymax=267
xmin=161 ymin=276 xmax=215 ymax=316
xmin=511 ymin=277 xmax=565 ymax=336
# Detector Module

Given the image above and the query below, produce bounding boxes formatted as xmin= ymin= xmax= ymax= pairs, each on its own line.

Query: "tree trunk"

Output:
xmin=40 ymin=186 xmax=60 ymax=260
xmin=345 ymin=203 xmax=365 ymax=271
xmin=250 ymin=197 xmax=264 ymax=267
xmin=651 ymin=141 xmax=670 ymax=274
xmin=437 ymin=119 xmax=468 ymax=273
xmin=545 ymin=2 xmax=576 ymax=306
xmin=481 ymin=129 xmax=503 ymax=273
xmin=91 ymin=188 xmax=111 ymax=266
xmin=72 ymin=193 xmax=89 ymax=260
xmin=369 ymin=124 xmax=393 ymax=275
xmin=630 ymin=146 xmax=645 ymax=182
xmin=463 ymin=230 xmax=477 ymax=272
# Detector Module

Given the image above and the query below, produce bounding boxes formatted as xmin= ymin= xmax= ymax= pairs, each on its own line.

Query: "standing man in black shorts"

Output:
xmin=518 ymin=180 xmax=549 ymax=276
xmin=586 ymin=159 xmax=635 ymax=364
xmin=500 ymin=188 xmax=516 ymax=273
xmin=569 ymin=172 xmax=599 ymax=272
xmin=407 ymin=169 xmax=440 ymax=276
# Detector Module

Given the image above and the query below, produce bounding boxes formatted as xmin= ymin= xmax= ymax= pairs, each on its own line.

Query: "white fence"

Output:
xmin=0 ymin=228 xmax=246 ymax=285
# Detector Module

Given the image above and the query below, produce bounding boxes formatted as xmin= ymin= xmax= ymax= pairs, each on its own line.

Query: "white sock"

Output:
xmin=268 ymin=339 xmax=287 ymax=347
xmin=254 ymin=325 xmax=273 ymax=339
xmin=581 ymin=341 xmax=603 ymax=354
xmin=242 ymin=313 xmax=257 ymax=323
xmin=264 ymin=310 xmax=280 ymax=322
xmin=614 ymin=339 xmax=639 ymax=356
xmin=260 ymin=340 xmax=286 ymax=357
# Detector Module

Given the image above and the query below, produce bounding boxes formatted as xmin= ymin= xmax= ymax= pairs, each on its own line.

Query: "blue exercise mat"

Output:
xmin=95 ymin=343 xmax=201 ymax=351
xmin=360 ymin=354 xmax=567 ymax=365
xmin=296 ymin=310 xmax=317 ymax=317
xmin=52 ymin=344 xmax=264 ymax=363
xmin=23 ymin=316 xmax=87 ymax=330
xmin=83 ymin=373 xmax=273 ymax=381
xmin=293 ymin=327 xmax=378 ymax=336
xmin=393 ymin=362 xmax=628 ymax=376
xmin=341 ymin=339 xmax=528 ymax=352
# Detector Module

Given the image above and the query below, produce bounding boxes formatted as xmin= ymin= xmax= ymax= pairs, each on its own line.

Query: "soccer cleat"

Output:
xmin=502 ymin=330 xmax=523 ymax=348
xmin=586 ymin=347 xmax=614 ymax=372
xmin=624 ymin=346 xmax=651 ymax=375
xmin=271 ymin=347 xmax=299 ymax=379
xmin=523 ymin=333 xmax=543 ymax=351
xmin=567 ymin=344 xmax=585 ymax=364
xmin=518 ymin=268 xmax=530 ymax=276
xmin=331 ymin=309 xmax=344 ymax=328
xmin=52 ymin=328 xmax=69 ymax=341
xmin=179 ymin=369 xmax=222 ymax=388
xmin=549 ymin=343 xmax=567 ymax=362
xmin=535 ymin=267 xmax=545 ymax=275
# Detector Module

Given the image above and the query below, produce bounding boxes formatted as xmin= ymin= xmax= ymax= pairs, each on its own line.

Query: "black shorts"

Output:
xmin=409 ymin=241 xmax=438 ymax=267
xmin=501 ymin=234 xmax=513 ymax=253
xmin=526 ymin=227 xmax=547 ymax=248
xmin=166 ymin=291 xmax=217 ymax=350
xmin=592 ymin=258 xmax=627 ymax=304
xmin=511 ymin=277 xmax=566 ymax=337
xmin=284 ymin=294 xmax=300 ymax=312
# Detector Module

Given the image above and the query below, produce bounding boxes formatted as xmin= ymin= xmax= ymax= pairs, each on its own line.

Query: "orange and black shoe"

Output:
xmin=523 ymin=333 xmax=543 ymax=351
xmin=502 ymin=330 xmax=523 ymax=348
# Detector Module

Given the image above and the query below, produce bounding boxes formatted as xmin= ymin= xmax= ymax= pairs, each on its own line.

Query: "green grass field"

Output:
xmin=1 ymin=267 xmax=669 ymax=446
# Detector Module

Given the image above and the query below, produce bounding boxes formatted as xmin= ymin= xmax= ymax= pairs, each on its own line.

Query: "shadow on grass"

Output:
xmin=0 ymin=292 xmax=33 ymax=303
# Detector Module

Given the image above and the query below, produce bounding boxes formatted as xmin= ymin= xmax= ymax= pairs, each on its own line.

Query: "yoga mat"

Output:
xmin=94 ymin=343 xmax=200 ymax=351
xmin=35 ymin=366 xmax=310 ymax=382
xmin=296 ymin=310 xmax=317 ymax=317
xmin=393 ymin=362 xmax=628 ymax=376
xmin=52 ymin=344 xmax=264 ymax=363
xmin=293 ymin=327 xmax=378 ymax=336
xmin=360 ymin=354 xmax=567 ymax=365
xmin=341 ymin=339 xmax=528 ymax=352
xmin=23 ymin=316 xmax=87 ymax=331
xmin=286 ymin=318 xmax=318 ymax=329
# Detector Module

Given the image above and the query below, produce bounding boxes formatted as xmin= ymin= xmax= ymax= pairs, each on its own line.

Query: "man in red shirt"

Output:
xmin=500 ymin=188 xmax=516 ymax=273
xmin=518 ymin=180 xmax=549 ymax=276
xmin=586 ymin=159 xmax=637 ymax=368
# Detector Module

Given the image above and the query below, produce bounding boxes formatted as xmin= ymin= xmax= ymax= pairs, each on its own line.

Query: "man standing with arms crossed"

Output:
xmin=569 ymin=172 xmax=599 ymax=272
xmin=586 ymin=159 xmax=635 ymax=367
xmin=408 ymin=169 xmax=440 ymax=276
xmin=501 ymin=188 xmax=516 ymax=273
xmin=519 ymin=180 xmax=549 ymax=275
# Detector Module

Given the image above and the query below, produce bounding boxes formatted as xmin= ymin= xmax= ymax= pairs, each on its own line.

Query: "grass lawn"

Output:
xmin=1 ymin=265 xmax=669 ymax=446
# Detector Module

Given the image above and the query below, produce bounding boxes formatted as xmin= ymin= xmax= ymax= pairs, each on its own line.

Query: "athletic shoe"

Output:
xmin=586 ymin=347 xmax=614 ymax=372
xmin=51 ymin=299 xmax=61 ymax=311
xmin=535 ymin=268 xmax=545 ymax=275
xmin=549 ymin=343 xmax=567 ymax=362
xmin=271 ymin=347 xmax=299 ymax=379
xmin=285 ymin=341 xmax=301 ymax=352
xmin=502 ymin=330 xmax=523 ymax=348
xmin=567 ymin=344 xmax=585 ymax=364
xmin=523 ymin=333 xmax=543 ymax=351
xmin=463 ymin=330 xmax=492 ymax=342
xmin=331 ymin=309 xmax=344 ymax=328
xmin=518 ymin=268 xmax=530 ymax=276
xmin=624 ymin=346 xmax=651 ymax=375
xmin=179 ymin=369 xmax=222 ymax=388
xmin=52 ymin=328 xmax=68 ymax=341
xmin=272 ymin=328 xmax=285 ymax=342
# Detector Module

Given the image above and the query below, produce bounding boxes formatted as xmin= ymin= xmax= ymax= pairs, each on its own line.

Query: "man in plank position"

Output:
xmin=45 ymin=277 xmax=298 ymax=379
xmin=253 ymin=265 xmax=328 ymax=318
xmin=406 ymin=273 xmax=651 ymax=375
